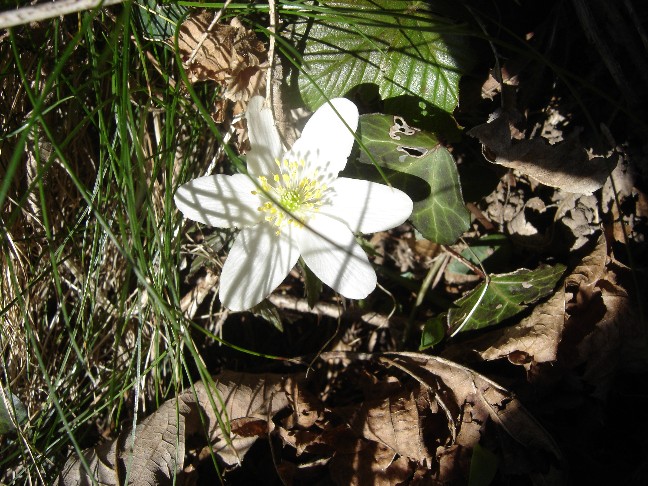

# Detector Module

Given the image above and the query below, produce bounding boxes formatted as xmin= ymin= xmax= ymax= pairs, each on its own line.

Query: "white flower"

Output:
xmin=175 ymin=96 xmax=413 ymax=311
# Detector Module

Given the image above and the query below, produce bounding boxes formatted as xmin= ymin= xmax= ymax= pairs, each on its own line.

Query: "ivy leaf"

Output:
xmin=447 ymin=264 xmax=567 ymax=336
xmin=295 ymin=0 xmax=467 ymax=113
xmin=420 ymin=264 xmax=566 ymax=349
xmin=420 ymin=315 xmax=446 ymax=350
xmin=353 ymin=113 xmax=469 ymax=244
xmin=446 ymin=234 xmax=512 ymax=275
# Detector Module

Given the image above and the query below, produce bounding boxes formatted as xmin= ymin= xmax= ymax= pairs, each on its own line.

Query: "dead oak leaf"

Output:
xmin=381 ymin=353 xmax=562 ymax=458
xmin=344 ymin=387 xmax=430 ymax=463
xmin=328 ymin=438 xmax=412 ymax=486
xmin=468 ymin=111 xmax=610 ymax=195
xmin=174 ymin=13 xmax=267 ymax=120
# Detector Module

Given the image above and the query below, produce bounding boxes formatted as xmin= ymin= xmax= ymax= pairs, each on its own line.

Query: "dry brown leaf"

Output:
xmin=346 ymin=387 xmax=429 ymax=462
xmin=506 ymin=196 xmax=552 ymax=248
xmin=59 ymin=371 xmax=290 ymax=485
xmin=60 ymin=393 xmax=193 ymax=485
xmin=174 ymin=13 xmax=267 ymax=120
xmin=283 ymin=378 xmax=327 ymax=429
xmin=601 ymin=155 xmax=648 ymax=245
xmin=328 ymin=438 xmax=412 ymax=486
xmin=554 ymin=193 xmax=600 ymax=251
xmin=559 ymin=245 xmax=646 ymax=395
xmin=380 ymin=353 xmax=562 ymax=459
xmin=309 ymin=351 xmax=563 ymax=485
xmin=468 ymin=111 xmax=610 ymax=194
xmin=477 ymin=291 xmax=565 ymax=367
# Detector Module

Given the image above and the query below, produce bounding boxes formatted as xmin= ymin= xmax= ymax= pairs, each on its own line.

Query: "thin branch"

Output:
xmin=266 ymin=0 xmax=277 ymax=105
xmin=267 ymin=294 xmax=409 ymax=330
xmin=0 ymin=0 xmax=124 ymax=29
xmin=442 ymin=244 xmax=487 ymax=279
xmin=180 ymin=269 xmax=219 ymax=319
xmin=186 ymin=0 xmax=234 ymax=66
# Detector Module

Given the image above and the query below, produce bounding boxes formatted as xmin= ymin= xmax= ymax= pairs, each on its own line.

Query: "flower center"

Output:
xmin=252 ymin=159 xmax=328 ymax=234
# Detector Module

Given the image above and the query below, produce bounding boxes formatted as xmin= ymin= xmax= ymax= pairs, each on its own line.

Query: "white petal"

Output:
xmin=220 ymin=225 xmax=300 ymax=311
xmin=284 ymin=98 xmax=358 ymax=180
xmin=296 ymin=214 xmax=376 ymax=299
xmin=174 ymin=174 xmax=262 ymax=228
xmin=246 ymin=96 xmax=284 ymax=176
xmin=321 ymin=178 xmax=413 ymax=233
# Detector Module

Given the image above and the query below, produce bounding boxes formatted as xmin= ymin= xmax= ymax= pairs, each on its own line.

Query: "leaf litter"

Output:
xmin=468 ymin=109 xmax=612 ymax=195
xmin=173 ymin=11 xmax=267 ymax=122
xmin=60 ymin=354 xmax=563 ymax=485
xmin=3 ymin=1 xmax=648 ymax=484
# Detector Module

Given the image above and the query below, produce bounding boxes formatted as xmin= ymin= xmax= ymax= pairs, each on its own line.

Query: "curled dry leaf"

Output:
xmin=468 ymin=110 xmax=610 ymax=195
xmin=554 ymin=193 xmax=600 ymax=251
xmin=174 ymin=12 xmax=267 ymax=121
xmin=59 ymin=371 xmax=290 ymax=485
xmin=507 ymin=196 xmax=551 ymax=248
xmin=559 ymin=239 xmax=646 ymax=396
xmin=601 ymin=155 xmax=648 ymax=246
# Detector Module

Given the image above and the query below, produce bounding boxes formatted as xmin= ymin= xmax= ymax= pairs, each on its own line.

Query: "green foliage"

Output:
xmin=354 ymin=113 xmax=470 ymax=244
xmin=419 ymin=314 xmax=446 ymax=349
xmin=133 ymin=0 xmax=189 ymax=40
xmin=0 ymin=388 xmax=27 ymax=435
xmin=301 ymin=258 xmax=323 ymax=309
xmin=468 ymin=443 xmax=499 ymax=486
xmin=446 ymin=234 xmax=512 ymax=275
xmin=422 ymin=264 xmax=566 ymax=348
xmin=251 ymin=300 xmax=284 ymax=332
xmin=295 ymin=0 xmax=467 ymax=113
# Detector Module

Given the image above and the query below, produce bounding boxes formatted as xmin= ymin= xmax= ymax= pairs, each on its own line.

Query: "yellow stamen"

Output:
xmin=253 ymin=158 xmax=329 ymax=233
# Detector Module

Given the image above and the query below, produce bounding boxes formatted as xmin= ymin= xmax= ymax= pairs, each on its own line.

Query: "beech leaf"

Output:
xmin=295 ymin=0 xmax=467 ymax=113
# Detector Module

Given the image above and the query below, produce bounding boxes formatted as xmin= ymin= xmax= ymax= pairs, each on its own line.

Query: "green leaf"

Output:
xmin=133 ymin=0 xmax=189 ymax=41
xmin=447 ymin=234 xmax=512 ymax=275
xmin=295 ymin=0 xmax=467 ymax=113
xmin=354 ymin=113 xmax=470 ymax=244
xmin=300 ymin=258 xmax=322 ymax=309
xmin=251 ymin=300 xmax=284 ymax=332
xmin=420 ymin=314 xmax=446 ymax=350
xmin=0 ymin=387 xmax=27 ymax=435
xmin=447 ymin=264 xmax=567 ymax=336
xmin=468 ymin=443 xmax=499 ymax=486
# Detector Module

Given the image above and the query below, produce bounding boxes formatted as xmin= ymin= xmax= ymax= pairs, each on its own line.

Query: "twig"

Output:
xmin=266 ymin=0 xmax=277 ymax=105
xmin=267 ymin=294 xmax=409 ymax=330
xmin=0 ymin=0 xmax=124 ymax=29
xmin=265 ymin=0 xmax=299 ymax=147
xmin=180 ymin=269 xmax=219 ymax=319
xmin=178 ymin=271 xmax=414 ymax=333
xmin=442 ymin=244 xmax=487 ymax=279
